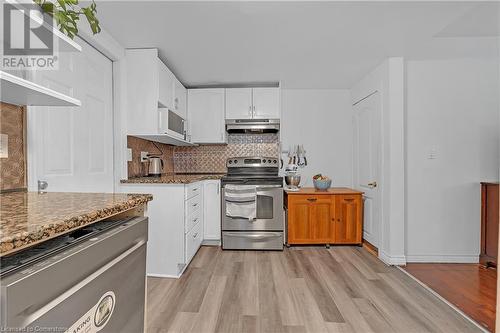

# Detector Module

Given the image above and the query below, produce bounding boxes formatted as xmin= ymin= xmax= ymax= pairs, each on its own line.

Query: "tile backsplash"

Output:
xmin=127 ymin=134 xmax=279 ymax=177
xmin=0 ymin=103 xmax=26 ymax=192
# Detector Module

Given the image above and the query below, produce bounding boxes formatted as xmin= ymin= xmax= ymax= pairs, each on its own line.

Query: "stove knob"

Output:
xmin=263 ymin=160 xmax=266 ymax=163
xmin=268 ymin=159 xmax=272 ymax=163
xmin=228 ymin=160 xmax=232 ymax=164
xmin=273 ymin=160 xmax=277 ymax=164
xmin=234 ymin=160 xmax=238 ymax=164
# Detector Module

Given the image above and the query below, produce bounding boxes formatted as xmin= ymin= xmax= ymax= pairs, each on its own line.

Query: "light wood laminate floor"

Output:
xmin=146 ymin=246 xmax=481 ymax=333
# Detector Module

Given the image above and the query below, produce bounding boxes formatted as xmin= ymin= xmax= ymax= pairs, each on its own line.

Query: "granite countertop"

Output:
xmin=120 ymin=173 xmax=226 ymax=184
xmin=0 ymin=191 xmax=152 ymax=256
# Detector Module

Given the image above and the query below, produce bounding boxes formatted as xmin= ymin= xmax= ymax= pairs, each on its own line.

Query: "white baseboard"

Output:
xmin=202 ymin=239 xmax=221 ymax=246
xmin=406 ymin=254 xmax=479 ymax=263
xmin=379 ymin=251 xmax=407 ymax=265
xmin=147 ymin=272 xmax=180 ymax=279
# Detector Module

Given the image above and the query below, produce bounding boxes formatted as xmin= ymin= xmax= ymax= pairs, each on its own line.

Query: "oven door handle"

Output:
xmin=255 ymin=185 xmax=282 ymax=189
xmin=224 ymin=232 xmax=282 ymax=240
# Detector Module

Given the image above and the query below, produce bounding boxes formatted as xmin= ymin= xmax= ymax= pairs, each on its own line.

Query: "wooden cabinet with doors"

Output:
xmin=285 ymin=188 xmax=363 ymax=245
xmin=480 ymin=182 xmax=499 ymax=267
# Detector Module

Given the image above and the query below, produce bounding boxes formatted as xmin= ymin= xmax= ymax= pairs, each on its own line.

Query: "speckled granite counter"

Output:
xmin=120 ymin=173 xmax=225 ymax=184
xmin=0 ymin=191 xmax=152 ymax=256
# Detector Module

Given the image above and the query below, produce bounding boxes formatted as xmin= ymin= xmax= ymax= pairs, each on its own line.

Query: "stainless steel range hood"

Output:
xmin=226 ymin=119 xmax=280 ymax=134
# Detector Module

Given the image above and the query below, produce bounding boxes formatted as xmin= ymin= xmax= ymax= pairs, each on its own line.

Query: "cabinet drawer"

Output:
xmin=186 ymin=194 xmax=201 ymax=217
xmin=186 ymin=221 xmax=202 ymax=263
xmin=185 ymin=207 xmax=202 ymax=234
xmin=185 ymin=182 xmax=202 ymax=200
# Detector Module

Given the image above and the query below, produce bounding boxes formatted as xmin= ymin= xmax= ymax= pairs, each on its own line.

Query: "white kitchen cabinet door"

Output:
xmin=188 ymin=89 xmax=226 ymax=143
xmin=125 ymin=49 xmax=159 ymax=134
xmin=174 ymin=78 xmax=187 ymax=119
xmin=203 ymin=180 xmax=221 ymax=242
xmin=27 ymin=37 xmax=114 ymax=193
xmin=158 ymin=59 xmax=174 ymax=110
xmin=119 ymin=184 xmax=186 ymax=278
xmin=252 ymin=87 xmax=280 ymax=119
xmin=225 ymin=88 xmax=253 ymax=119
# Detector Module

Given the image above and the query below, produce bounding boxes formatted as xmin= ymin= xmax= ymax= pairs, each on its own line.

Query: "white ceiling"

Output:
xmin=96 ymin=1 xmax=499 ymax=89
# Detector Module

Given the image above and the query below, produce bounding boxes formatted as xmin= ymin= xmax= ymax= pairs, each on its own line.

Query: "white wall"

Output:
xmin=281 ymin=89 xmax=353 ymax=188
xmin=406 ymin=58 xmax=500 ymax=262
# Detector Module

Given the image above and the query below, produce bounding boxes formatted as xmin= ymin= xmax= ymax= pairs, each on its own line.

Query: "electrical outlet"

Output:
xmin=0 ymin=134 xmax=8 ymax=158
xmin=126 ymin=148 xmax=133 ymax=162
xmin=140 ymin=151 xmax=149 ymax=162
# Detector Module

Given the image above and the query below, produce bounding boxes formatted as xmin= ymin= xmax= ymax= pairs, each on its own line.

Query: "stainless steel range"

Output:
xmin=221 ymin=157 xmax=284 ymax=250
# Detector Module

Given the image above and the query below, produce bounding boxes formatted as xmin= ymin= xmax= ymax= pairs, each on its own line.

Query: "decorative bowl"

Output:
xmin=313 ymin=178 xmax=332 ymax=191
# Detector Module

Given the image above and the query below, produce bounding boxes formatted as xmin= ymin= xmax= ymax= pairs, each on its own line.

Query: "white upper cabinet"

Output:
xmin=126 ymin=49 xmax=188 ymax=138
xmin=225 ymin=88 xmax=253 ymax=119
xmin=225 ymin=87 xmax=280 ymax=119
xmin=252 ymin=88 xmax=280 ymax=119
xmin=158 ymin=59 xmax=174 ymax=110
xmin=126 ymin=49 xmax=160 ymax=134
xmin=173 ymin=77 xmax=187 ymax=119
xmin=188 ymin=89 xmax=226 ymax=144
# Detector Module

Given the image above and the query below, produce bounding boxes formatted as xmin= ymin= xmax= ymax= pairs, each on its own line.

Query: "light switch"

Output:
xmin=126 ymin=148 xmax=133 ymax=162
xmin=0 ymin=134 xmax=8 ymax=158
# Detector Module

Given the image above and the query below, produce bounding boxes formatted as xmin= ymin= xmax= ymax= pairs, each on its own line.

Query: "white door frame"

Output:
xmin=350 ymin=57 xmax=406 ymax=266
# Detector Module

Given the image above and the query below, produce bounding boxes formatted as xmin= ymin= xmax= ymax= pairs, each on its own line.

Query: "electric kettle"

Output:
xmin=148 ymin=156 xmax=163 ymax=177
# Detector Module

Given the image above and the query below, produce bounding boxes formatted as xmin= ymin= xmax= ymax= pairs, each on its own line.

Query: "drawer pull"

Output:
xmin=307 ymin=198 xmax=317 ymax=202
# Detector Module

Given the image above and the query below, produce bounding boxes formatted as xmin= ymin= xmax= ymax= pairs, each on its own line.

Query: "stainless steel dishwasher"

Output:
xmin=0 ymin=216 xmax=148 ymax=332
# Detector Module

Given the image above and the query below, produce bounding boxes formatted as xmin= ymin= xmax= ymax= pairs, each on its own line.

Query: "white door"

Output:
xmin=27 ymin=37 xmax=114 ymax=192
xmin=188 ymin=89 xmax=225 ymax=143
xmin=253 ymin=88 xmax=280 ymax=119
xmin=353 ymin=92 xmax=381 ymax=247
xmin=203 ymin=180 xmax=221 ymax=241
xmin=225 ymin=88 xmax=253 ymax=119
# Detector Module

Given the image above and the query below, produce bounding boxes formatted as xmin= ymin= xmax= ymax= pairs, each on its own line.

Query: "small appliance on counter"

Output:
xmin=148 ymin=156 xmax=163 ymax=177
xmin=284 ymin=171 xmax=301 ymax=191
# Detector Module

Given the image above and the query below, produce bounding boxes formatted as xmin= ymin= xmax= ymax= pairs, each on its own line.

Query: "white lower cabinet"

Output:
xmin=120 ymin=180 xmax=220 ymax=278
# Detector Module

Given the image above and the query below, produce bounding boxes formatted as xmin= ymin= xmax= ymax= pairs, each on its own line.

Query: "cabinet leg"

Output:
xmin=325 ymin=244 xmax=330 ymax=249
xmin=285 ymin=243 xmax=291 ymax=248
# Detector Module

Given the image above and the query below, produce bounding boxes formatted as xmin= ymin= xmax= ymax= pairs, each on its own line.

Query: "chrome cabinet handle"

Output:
xmin=249 ymin=106 xmax=252 ymax=115
xmin=367 ymin=181 xmax=377 ymax=188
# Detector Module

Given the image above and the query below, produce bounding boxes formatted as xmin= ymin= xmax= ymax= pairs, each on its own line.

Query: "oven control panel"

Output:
xmin=227 ymin=157 xmax=278 ymax=168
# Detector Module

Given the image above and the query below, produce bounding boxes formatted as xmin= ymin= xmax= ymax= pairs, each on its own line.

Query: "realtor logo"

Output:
xmin=2 ymin=2 xmax=58 ymax=70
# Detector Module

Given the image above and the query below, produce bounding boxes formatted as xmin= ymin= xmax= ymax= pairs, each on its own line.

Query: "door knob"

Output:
xmin=367 ymin=181 xmax=377 ymax=188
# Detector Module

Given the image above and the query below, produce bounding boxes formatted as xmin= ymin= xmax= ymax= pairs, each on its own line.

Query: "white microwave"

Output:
xmin=159 ymin=108 xmax=185 ymax=139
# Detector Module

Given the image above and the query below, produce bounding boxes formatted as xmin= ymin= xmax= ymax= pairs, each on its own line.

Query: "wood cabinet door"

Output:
xmin=288 ymin=196 xmax=334 ymax=244
xmin=334 ymin=195 xmax=362 ymax=244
